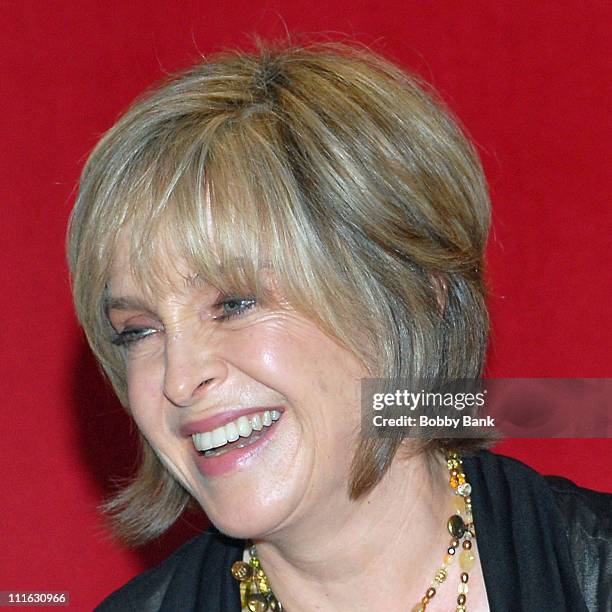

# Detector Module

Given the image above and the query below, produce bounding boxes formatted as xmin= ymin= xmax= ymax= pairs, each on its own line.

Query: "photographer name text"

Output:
xmin=373 ymin=415 xmax=495 ymax=428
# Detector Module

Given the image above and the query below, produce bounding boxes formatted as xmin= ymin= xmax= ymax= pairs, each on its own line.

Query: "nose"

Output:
xmin=162 ymin=333 xmax=228 ymax=408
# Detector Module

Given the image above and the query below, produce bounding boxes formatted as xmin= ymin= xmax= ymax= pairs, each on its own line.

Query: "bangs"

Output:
xmin=107 ymin=111 xmax=319 ymax=311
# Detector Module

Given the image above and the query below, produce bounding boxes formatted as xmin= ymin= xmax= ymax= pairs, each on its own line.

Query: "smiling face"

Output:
xmin=106 ymin=238 xmax=369 ymax=539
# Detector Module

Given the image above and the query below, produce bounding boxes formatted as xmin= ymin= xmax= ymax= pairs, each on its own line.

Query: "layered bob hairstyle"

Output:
xmin=68 ymin=39 xmax=492 ymax=543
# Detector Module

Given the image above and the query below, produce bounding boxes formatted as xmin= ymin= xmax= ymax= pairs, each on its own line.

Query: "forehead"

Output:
xmin=107 ymin=231 xmax=209 ymax=300
xmin=105 ymin=226 xmax=265 ymax=308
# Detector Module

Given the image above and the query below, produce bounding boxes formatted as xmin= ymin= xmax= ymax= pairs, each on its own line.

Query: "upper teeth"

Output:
xmin=191 ymin=410 xmax=281 ymax=452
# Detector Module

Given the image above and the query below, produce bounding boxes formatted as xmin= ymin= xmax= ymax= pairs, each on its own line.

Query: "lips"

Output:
xmin=191 ymin=409 xmax=282 ymax=452
xmin=180 ymin=405 xmax=285 ymax=437
xmin=182 ymin=406 xmax=285 ymax=477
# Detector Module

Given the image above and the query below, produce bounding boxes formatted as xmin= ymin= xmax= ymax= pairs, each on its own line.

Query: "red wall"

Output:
xmin=2 ymin=2 xmax=610 ymax=609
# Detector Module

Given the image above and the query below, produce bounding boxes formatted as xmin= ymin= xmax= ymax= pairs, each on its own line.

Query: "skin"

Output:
xmin=106 ymin=237 xmax=490 ymax=611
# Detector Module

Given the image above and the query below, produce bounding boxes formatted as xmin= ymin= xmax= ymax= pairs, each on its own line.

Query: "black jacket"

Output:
xmin=95 ymin=451 xmax=612 ymax=611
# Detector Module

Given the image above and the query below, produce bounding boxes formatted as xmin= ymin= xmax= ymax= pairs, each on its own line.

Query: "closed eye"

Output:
xmin=214 ymin=297 xmax=257 ymax=321
xmin=111 ymin=327 xmax=159 ymax=347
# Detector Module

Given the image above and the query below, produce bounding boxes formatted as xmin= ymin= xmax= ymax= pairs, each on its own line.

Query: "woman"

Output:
xmin=68 ymin=40 xmax=610 ymax=611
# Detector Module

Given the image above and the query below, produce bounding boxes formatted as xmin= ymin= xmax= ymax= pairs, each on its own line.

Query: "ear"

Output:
xmin=430 ymin=272 xmax=448 ymax=315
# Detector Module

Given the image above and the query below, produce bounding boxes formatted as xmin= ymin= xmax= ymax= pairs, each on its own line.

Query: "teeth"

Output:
xmin=191 ymin=431 xmax=213 ymax=451
xmin=237 ymin=416 xmax=252 ymax=437
xmin=251 ymin=414 xmax=263 ymax=431
xmin=225 ymin=421 xmax=239 ymax=442
xmin=190 ymin=409 xmax=282 ymax=452
xmin=211 ymin=427 xmax=228 ymax=448
xmin=200 ymin=431 xmax=212 ymax=451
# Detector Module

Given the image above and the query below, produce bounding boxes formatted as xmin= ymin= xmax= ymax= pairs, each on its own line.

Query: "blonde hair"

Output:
xmin=68 ymin=38 xmax=492 ymax=543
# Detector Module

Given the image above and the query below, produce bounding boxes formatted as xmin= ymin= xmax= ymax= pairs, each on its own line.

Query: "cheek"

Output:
xmin=224 ymin=315 xmax=365 ymax=418
xmin=223 ymin=317 xmax=326 ymax=395
xmin=125 ymin=355 xmax=164 ymax=430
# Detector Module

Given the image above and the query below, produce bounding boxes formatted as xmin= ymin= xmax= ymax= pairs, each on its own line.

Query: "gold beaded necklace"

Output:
xmin=231 ymin=451 xmax=476 ymax=612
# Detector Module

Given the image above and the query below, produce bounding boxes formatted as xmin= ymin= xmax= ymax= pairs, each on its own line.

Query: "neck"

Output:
xmin=251 ymin=450 xmax=456 ymax=612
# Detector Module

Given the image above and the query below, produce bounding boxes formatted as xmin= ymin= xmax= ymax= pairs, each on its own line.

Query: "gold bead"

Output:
xmin=463 ymin=539 xmax=472 ymax=550
xmin=426 ymin=587 xmax=436 ymax=599
xmin=446 ymin=453 xmax=461 ymax=470
xmin=434 ymin=568 xmax=448 ymax=583
xmin=231 ymin=561 xmax=254 ymax=581
xmin=444 ymin=553 xmax=455 ymax=565
xmin=461 ymin=572 xmax=469 ymax=583
xmin=245 ymin=581 xmax=261 ymax=597
xmin=452 ymin=495 xmax=466 ymax=516
xmin=460 ymin=549 xmax=476 ymax=572
xmin=411 ymin=605 xmax=426 ymax=612
xmin=247 ymin=594 xmax=269 ymax=612
xmin=457 ymin=593 xmax=466 ymax=605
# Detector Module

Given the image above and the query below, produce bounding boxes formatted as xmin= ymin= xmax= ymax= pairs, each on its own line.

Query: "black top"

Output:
xmin=95 ymin=451 xmax=612 ymax=611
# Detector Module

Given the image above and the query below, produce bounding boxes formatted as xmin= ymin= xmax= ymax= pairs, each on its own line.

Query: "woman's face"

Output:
xmin=106 ymin=239 xmax=368 ymax=538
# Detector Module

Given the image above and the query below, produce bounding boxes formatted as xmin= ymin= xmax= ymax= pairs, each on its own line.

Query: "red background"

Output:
xmin=2 ymin=2 xmax=610 ymax=610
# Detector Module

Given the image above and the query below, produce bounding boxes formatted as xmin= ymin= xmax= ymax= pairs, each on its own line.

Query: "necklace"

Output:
xmin=231 ymin=451 xmax=476 ymax=612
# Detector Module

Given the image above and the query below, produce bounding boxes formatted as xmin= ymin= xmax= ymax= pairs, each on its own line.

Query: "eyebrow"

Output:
xmin=104 ymin=295 xmax=154 ymax=316
xmin=102 ymin=274 xmax=219 ymax=318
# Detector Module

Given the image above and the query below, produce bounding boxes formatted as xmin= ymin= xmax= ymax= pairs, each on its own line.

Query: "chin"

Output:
xmin=201 ymin=492 xmax=297 ymax=541
xmin=186 ymin=431 xmax=308 ymax=538
xmin=188 ymin=462 xmax=302 ymax=540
